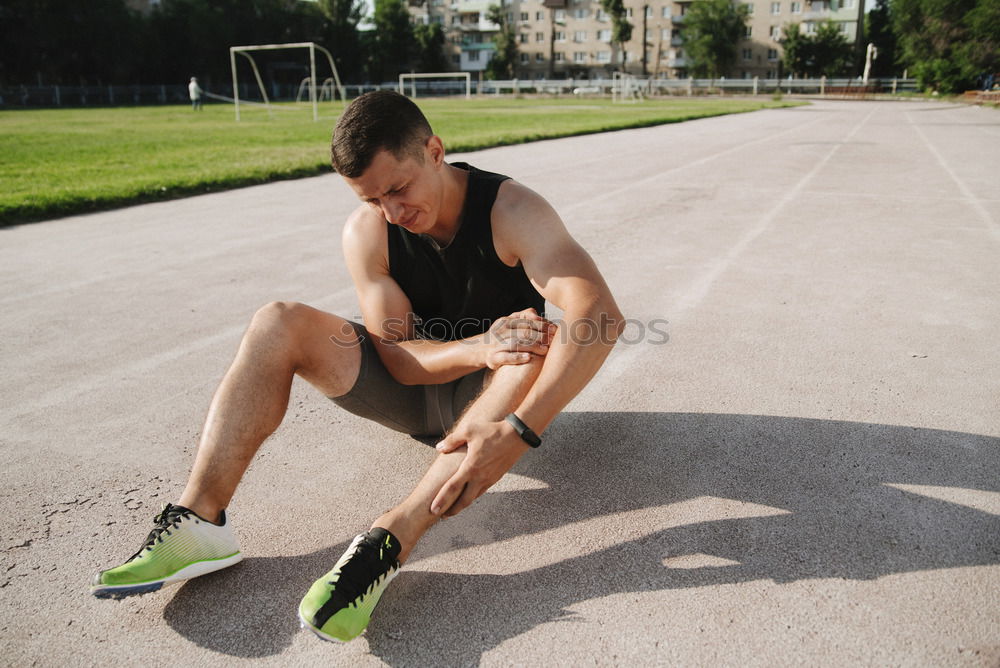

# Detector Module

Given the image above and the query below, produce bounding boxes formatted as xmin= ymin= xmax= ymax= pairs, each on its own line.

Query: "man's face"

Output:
xmin=344 ymin=139 xmax=445 ymax=235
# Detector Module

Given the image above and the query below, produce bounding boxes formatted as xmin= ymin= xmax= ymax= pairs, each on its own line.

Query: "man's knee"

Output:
xmin=249 ymin=301 xmax=310 ymax=340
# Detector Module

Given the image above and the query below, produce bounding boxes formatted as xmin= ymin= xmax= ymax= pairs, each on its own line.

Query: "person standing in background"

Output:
xmin=188 ymin=77 xmax=203 ymax=111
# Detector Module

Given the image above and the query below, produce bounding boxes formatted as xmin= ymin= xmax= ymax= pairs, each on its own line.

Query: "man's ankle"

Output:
xmin=176 ymin=499 xmax=223 ymax=525
xmin=370 ymin=518 xmax=415 ymax=564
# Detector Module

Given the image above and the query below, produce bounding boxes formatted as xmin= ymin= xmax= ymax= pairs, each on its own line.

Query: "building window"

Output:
xmin=790 ymin=1 xmax=801 ymax=13
xmin=573 ymin=30 xmax=586 ymax=41
xmin=597 ymin=50 xmax=611 ymax=62
xmin=770 ymin=2 xmax=780 ymax=14
xmin=744 ymin=2 xmax=754 ymax=14
xmin=661 ymin=27 xmax=670 ymax=39
xmin=626 ymin=7 xmax=633 ymax=17
xmin=839 ymin=21 xmax=849 ymax=33
xmin=662 ymin=6 xmax=670 ymax=17
xmin=843 ymin=0 xmax=855 ymax=7
xmin=596 ymin=8 xmax=607 ymax=20
xmin=519 ymin=33 xmax=528 ymax=43
xmin=520 ymin=11 xmax=529 ymax=20
xmin=644 ymin=5 xmax=653 ymax=17
xmin=744 ymin=25 xmax=752 ymax=37
xmin=452 ymin=54 xmax=461 ymax=64
xmin=520 ymin=53 xmax=529 ymax=63
xmin=555 ymin=52 xmax=565 ymax=62
xmin=536 ymin=31 xmax=545 ymax=41
xmin=804 ymin=21 xmax=815 ymax=34
xmin=535 ymin=53 xmax=545 ymax=62
xmin=536 ymin=10 xmax=544 ymax=19
xmin=767 ymin=48 xmax=778 ymax=60
xmin=742 ymin=47 xmax=752 ymax=60
xmin=554 ymin=9 xmax=565 ymax=20
xmin=574 ymin=8 xmax=588 ymax=18
xmin=574 ymin=51 xmax=587 ymax=62
xmin=770 ymin=25 xmax=780 ymax=39
xmin=469 ymin=51 xmax=480 ymax=61
xmin=555 ymin=30 xmax=565 ymax=41
xmin=598 ymin=28 xmax=611 ymax=41
xmin=451 ymin=15 xmax=460 ymax=24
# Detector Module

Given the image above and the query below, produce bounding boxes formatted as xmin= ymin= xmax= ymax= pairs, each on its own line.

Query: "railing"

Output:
xmin=478 ymin=77 xmax=919 ymax=96
xmin=0 ymin=77 xmax=921 ymax=108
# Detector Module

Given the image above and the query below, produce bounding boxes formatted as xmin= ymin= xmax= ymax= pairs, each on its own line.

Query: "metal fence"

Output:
xmin=0 ymin=77 xmax=919 ymax=108
xmin=477 ymin=77 xmax=920 ymax=97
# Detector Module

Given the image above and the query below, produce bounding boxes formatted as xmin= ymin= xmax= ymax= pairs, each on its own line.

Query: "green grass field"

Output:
xmin=0 ymin=96 xmax=801 ymax=225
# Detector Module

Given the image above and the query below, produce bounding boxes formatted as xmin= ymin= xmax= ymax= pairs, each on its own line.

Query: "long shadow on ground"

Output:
xmin=162 ymin=411 xmax=1000 ymax=662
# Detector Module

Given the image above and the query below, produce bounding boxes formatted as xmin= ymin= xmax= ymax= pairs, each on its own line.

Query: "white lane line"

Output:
xmin=10 ymin=289 xmax=353 ymax=419
xmin=583 ymin=106 xmax=879 ymax=396
xmin=673 ymin=105 xmax=878 ymax=315
xmin=906 ymin=112 xmax=1000 ymax=241
xmin=0 ymin=220 xmax=332 ymax=307
xmin=561 ymin=111 xmax=831 ymax=215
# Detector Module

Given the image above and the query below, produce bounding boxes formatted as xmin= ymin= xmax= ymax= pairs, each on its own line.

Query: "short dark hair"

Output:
xmin=331 ymin=91 xmax=434 ymax=178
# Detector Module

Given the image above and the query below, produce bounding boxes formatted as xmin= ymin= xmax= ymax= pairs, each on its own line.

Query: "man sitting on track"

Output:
xmin=92 ymin=90 xmax=624 ymax=642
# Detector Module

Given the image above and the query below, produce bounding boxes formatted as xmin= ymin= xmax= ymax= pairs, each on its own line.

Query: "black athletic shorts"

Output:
xmin=328 ymin=322 xmax=487 ymax=437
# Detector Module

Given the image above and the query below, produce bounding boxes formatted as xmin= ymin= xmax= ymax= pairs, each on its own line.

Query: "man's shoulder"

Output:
xmin=491 ymin=179 xmax=568 ymax=266
xmin=342 ymin=204 xmax=388 ymax=268
xmin=493 ymin=179 xmax=549 ymax=221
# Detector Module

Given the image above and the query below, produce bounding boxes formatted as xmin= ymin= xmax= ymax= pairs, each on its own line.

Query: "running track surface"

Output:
xmin=2 ymin=99 xmax=998 ymax=665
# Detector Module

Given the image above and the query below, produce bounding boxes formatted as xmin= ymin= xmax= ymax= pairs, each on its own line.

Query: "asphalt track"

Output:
xmin=2 ymin=99 xmax=998 ymax=666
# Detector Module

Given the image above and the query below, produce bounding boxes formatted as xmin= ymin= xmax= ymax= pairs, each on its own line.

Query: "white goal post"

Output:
xmin=398 ymin=72 xmax=472 ymax=99
xmin=229 ymin=42 xmax=346 ymax=122
xmin=612 ymin=71 xmax=644 ymax=103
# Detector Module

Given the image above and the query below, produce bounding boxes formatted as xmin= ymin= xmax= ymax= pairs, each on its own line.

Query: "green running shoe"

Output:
xmin=91 ymin=503 xmax=242 ymax=599
xmin=299 ymin=528 xmax=401 ymax=642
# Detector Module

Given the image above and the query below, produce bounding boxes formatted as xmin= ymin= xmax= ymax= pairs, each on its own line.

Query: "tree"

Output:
xmin=318 ymin=0 xmax=367 ymax=82
xmin=780 ymin=22 xmax=810 ymax=77
xmin=892 ymin=0 xmax=1000 ymax=93
xmin=413 ymin=22 xmax=448 ymax=73
xmin=599 ymin=0 xmax=632 ymax=71
xmin=781 ymin=20 xmax=853 ymax=78
xmin=865 ymin=0 xmax=898 ymax=78
xmin=485 ymin=4 xmax=518 ymax=79
xmin=810 ymin=21 xmax=854 ymax=77
xmin=679 ymin=0 xmax=749 ymax=79
xmin=368 ymin=0 xmax=415 ymax=82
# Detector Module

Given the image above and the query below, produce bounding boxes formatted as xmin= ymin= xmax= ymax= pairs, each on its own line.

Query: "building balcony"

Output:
xmin=461 ymin=41 xmax=497 ymax=50
xmin=670 ymin=36 xmax=683 ymax=46
xmin=670 ymin=14 xmax=685 ymax=23
xmin=453 ymin=0 xmax=490 ymax=12
xmin=457 ymin=20 xmax=499 ymax=31
xmin=668 ymin=57 xmax=687 ymax=67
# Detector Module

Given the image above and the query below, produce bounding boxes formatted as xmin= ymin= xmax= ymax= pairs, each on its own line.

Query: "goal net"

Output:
xmin=612 ymin=72 xmax=644 ymax=103
xmin=229 ymin=42 xmax=346 ymax=121
xmin=398 ymin=72 xmax=472 ymax=99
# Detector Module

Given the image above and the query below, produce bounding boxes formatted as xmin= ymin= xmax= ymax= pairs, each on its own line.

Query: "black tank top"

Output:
xmin=387 ymin=162 xmax=545 ymax=341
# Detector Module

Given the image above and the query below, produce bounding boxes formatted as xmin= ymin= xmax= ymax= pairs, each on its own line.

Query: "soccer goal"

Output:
xmin=398 ymin=72 xmax=472 ymax=99
xmin=612 ymin=72 xmax=644 ymax=103
xmin=229 ymin=42 xmax=346 ymax=122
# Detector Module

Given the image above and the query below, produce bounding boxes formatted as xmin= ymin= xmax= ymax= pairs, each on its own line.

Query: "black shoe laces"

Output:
xmin=129 ymin=503 xmax=194 ymax=561
xmin=331 ymin=532 xmax=399 ymax=606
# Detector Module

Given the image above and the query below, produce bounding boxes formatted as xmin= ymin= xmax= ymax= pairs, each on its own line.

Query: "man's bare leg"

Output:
xmin=177 ymin=301 xmax=362 ymax=522
xmin=371 ymin=356 xmax=545 ymax=562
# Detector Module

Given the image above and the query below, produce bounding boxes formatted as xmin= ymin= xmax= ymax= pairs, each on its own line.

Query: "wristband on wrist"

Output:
xmin=505 ymin=413 xmax=541 ymax=448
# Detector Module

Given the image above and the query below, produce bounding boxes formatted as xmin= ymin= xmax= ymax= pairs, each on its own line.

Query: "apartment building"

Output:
xmin=412 ymin=0 xmax=864 ymax=79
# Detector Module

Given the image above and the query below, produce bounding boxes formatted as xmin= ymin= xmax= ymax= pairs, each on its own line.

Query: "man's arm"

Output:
xmin=342 ymin=206 xmax=552 ymax=385
xmin=431 ymin=181 xmax=624 ymax=515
